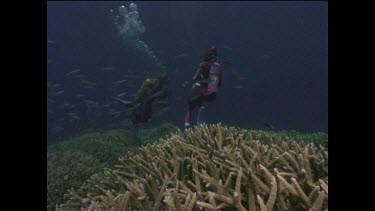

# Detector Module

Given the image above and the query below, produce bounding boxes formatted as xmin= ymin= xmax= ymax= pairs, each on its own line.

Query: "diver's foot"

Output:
xmin=184 ymin=122 xmax=191 ymax=130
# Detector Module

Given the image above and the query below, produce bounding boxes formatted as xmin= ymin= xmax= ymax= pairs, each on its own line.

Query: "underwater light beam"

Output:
xmin=110 ymin=3 xmax=166 ymax=72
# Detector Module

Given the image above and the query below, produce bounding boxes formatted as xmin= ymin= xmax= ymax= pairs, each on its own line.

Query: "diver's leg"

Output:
xmin=185 ymin=94 xmax=207 ymax=127
xmin=143 ymin=101 xmax=152 ymax=121
xmin=200 ymin=92 xmax=216 ymax=107
xmin=131 ymin=106 xmax=141 ymax=124
xmin=185 ymin=95 xmax=199 ymax=124
xmin=194 ymin=93 xmax=215 ymax=128
xmin=185 ymin=105 xmax=193 ymax=126
xmin=131 ymin=108 xmax=142 ymax=144
xmin=132 ymin=123 xmax=142 ymax=145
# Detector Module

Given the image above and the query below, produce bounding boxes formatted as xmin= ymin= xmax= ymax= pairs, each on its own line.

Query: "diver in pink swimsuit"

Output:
xmin=184 ymin=46 xmax=222 ymax=128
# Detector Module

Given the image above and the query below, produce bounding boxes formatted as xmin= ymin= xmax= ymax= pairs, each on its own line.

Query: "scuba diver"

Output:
xmin=184 ymin=46 xmax=222 ymax=129
xmin=132 ymin=72 xmax=169 ymax=124
xmin=112 ymin=72 xmax=169 ymax=125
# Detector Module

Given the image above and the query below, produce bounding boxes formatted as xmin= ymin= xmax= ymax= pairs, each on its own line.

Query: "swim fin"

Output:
xmin=196 ymin=106 xmax=206 ymax=128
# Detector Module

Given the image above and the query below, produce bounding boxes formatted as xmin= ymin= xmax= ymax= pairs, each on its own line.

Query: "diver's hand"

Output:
xmin=192 ymin=83 xmax=200 ymax=89
xmin=161 ymin=90 xmax=170 ymax=98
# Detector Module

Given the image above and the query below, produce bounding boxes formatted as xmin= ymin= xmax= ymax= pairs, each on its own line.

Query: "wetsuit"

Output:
xmin=184 ymin=60 xmax=222 ymax=124
xmin=132 ymin=78 xmax=166 ymax=124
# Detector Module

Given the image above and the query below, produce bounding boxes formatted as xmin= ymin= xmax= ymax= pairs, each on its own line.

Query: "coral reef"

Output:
xmin=48 ymin=123 xmax=179 ymax=211
xmin=48 ymin=150 xmax=105 ymax=211
xmin=138 ymin=122 xmax=179 ymax=144
xmin=56 ymin=123 xmax=328 ymax=210
xmin=47 ymin=129 xmax=138 ymax=211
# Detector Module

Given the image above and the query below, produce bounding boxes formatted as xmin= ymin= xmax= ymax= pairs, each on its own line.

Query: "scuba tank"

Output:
xmin=207 ymin=61 xmax=221 ymax=92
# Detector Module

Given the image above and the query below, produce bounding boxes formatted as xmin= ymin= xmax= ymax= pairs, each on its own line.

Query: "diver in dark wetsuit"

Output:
xmin=184 ymin=46 xmax=222 ymax=128
xmin=112 ymin=72 xmax=169 ymax=144
xmin=132 ymin=73 xmax=169 ymax=125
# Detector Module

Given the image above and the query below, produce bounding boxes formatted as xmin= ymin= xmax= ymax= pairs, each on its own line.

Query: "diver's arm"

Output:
xmin=192 ymin=69 xmax=202 ymax=81
xmin=149 ymin=80 xmax=161 ymax=94
xmin=193 ymin=62 xmax=208 ymax=80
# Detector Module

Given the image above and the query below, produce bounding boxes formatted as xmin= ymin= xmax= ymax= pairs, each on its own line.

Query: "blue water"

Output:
xmin=47 ymin=1 xmax=328 ymax=144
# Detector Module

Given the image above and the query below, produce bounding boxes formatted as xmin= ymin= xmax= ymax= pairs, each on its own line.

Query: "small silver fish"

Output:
xmin=155 ymin=101 xmax=169 ymax=105
xmin=58 ymin=102 xmax=71 ymax=110
xmin=223 ymin=45 xmax=233 ymax=51
xmin=53 ymin=90 xmax=65 ymax=96
xmin=174 ymin=53 xmax=189 ymax=59
xmin=67 ymin=112 xmax=80 ymax=120
xmin=65 ymin=69 xmax=81 ymax=77
xmin=122 ymin=75 xmax=141 ymax=79
xmin=82 ymin=86 xmax=94 ymax=89
xmin=100 ymin=104 xmax=111 ymax=108
xmin=117 ymin=92 xmax=127 ymax=97
xmin=161 ymin=106 xmax=170 ymax=112
xmin=237 ymin=76 xmax=248 ymax=80
xmin=52 ymin=83 xmax=62 ymax=88
xmin=154 ymin=50 xmax=164 ymax=54
xmin=102 ymin=67 xmax=114 ymax=71
xmin=112 ymin=79 xmax=128 ymax=84
xmin=80 ymin=81 xmax=96 ymax=86
xmin=51 ymin=126 xmax=63 ymax=133
xmin=73 ymin=74 xmax=88 ymax=79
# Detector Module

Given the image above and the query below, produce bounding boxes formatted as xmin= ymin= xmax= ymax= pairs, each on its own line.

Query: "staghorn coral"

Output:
xmin=57 ymin=123 xmax=328 ymax=211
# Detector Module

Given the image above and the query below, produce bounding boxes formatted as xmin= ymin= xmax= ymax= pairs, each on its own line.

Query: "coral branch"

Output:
xmin=56 ymin=124 xmax=328 ymax=211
